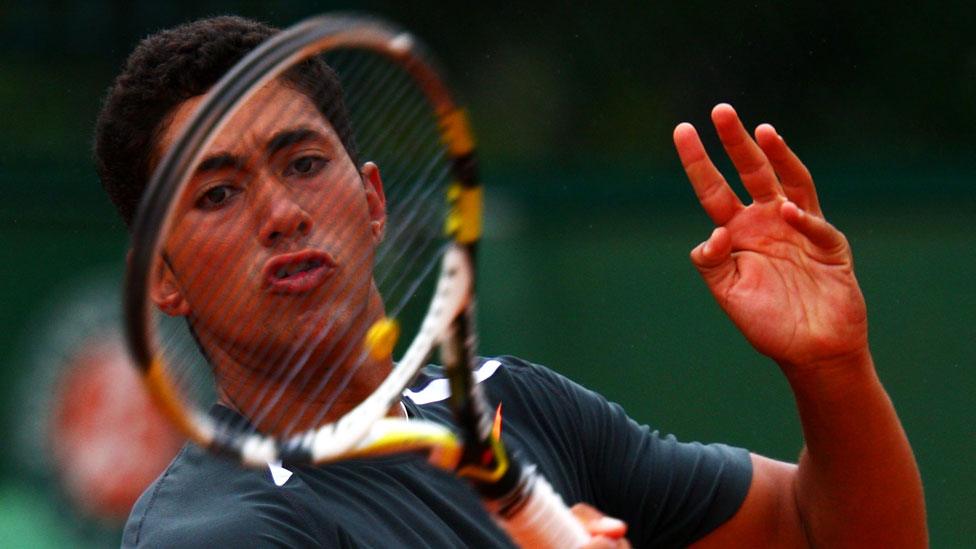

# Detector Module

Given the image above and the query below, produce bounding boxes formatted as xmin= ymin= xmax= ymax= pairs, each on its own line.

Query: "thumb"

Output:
xmin=690 ymin=227 xmax=735 ymax=288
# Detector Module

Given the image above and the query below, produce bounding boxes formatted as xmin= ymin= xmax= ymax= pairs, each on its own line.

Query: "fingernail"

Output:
xmin=596 ymin=517 xmax=625 ymax=530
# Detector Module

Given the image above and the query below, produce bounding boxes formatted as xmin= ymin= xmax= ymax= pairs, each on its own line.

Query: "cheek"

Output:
xmin=310 ymin=187 xmax=373 ymax=242
xmin=171 ymin=230 xmax=257 ymax=304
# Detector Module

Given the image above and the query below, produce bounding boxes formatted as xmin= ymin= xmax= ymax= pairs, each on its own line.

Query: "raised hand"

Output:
xmin=673 ymin=104 xmax=868 ymax=372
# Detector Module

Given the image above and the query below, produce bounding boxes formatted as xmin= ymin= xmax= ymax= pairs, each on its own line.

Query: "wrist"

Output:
xmin=779 ymin=347 xmax=878 ymax=399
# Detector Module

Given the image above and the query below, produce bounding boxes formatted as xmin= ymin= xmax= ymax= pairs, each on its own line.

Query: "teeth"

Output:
xmin=275 ymin=260 xmax=321 ymax=279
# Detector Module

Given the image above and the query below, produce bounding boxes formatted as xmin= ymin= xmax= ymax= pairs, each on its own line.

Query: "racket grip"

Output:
xmin=495 ymin=472 xmax=591 ymax=548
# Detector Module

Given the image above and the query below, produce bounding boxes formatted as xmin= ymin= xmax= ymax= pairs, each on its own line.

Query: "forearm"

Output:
xmin=785 ymin=350 xmax=927 ymax=547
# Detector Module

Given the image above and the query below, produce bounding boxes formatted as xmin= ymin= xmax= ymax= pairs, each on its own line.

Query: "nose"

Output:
xmin=254 ymin=181 xmax=312 ymax=247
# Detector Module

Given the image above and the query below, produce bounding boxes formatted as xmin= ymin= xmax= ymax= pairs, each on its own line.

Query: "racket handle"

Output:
xmin=495 ymin=472 xmax=591 ymax=548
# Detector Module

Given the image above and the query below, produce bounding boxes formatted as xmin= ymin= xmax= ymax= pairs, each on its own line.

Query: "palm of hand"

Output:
xmin=717 ymin=200 xmax=867 ymax=368
xmin=675 ymin=105 xmax=869 ymax=371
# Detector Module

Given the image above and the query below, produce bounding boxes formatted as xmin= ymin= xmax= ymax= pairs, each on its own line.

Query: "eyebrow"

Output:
xmin=195 ymin=153 xmax=243 ymax=174
xmin=192 ymin=128 xmax=327 ymax=176
xmin=266 ymin=128 xmax=326 ymax=155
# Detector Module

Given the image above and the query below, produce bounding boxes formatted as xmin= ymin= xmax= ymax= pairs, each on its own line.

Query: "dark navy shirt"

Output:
xmin=122 ymin=356 xmax=752 ymax=547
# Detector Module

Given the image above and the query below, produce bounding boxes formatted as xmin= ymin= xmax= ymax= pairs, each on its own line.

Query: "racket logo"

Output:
xmin=492 ymin=403 xmax=503 ymax=442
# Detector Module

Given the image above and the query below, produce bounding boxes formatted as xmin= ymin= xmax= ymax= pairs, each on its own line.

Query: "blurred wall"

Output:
xmin=1 ymin=1 xmax=972 ymax=546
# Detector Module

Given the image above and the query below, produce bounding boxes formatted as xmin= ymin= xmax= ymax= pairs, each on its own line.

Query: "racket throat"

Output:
xmin=478 ymin=462 xmax=542 ymax=517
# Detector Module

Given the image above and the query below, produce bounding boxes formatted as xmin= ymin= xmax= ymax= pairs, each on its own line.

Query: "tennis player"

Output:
xmin=95 ymin=16 xmax=926 ymax=548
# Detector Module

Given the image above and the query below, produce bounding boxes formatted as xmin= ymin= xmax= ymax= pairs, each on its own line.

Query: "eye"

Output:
xmin=284 ymin=155 xmax=327 ymax=178
xmin=195 ymin=184 xmax=240 ymax=210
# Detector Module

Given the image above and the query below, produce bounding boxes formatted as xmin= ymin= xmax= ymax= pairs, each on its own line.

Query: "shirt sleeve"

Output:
xmin=498 ymin=356 xmax=753 ymax=548
xmin=125 ymin=505 xmax=322 ymax=548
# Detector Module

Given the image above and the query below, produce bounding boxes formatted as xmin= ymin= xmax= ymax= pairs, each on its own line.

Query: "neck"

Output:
xmin=204 ymin=285 xmax=394 ymax=436
xmin=215 ymin=351 xmax=393 ymax=435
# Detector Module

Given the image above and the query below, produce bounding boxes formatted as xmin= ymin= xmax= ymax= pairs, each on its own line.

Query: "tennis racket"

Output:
xmin=124 ymin=14 xmax=589 ymax=547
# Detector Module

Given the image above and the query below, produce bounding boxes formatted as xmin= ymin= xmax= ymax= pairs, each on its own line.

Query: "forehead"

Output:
xmin=157 ymin=79 xmax=340 ymax=159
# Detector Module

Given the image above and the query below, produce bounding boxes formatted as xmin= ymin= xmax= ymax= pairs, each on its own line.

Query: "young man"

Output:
xmin=95 ymin=16 xmax=926 ymax=548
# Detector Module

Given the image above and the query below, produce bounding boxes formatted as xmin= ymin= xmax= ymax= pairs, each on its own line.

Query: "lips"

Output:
xmin=262 ymin=250 xmax=337 ymax=294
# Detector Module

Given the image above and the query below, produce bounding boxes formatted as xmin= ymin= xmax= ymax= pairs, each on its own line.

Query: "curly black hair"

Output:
xmin=93 ymin=15 xmax=358 ymax=228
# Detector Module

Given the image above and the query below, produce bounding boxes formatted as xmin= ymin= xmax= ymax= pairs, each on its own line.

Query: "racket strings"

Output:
xmin=162 ymin=52 xmax=406 ymax=402
xmin=151 ymin=45 xmax=456 ymax=444
xmin=155 ymin=45 xmax=394 ymax=376
xmin=259 ymin=181 xmax=448 ymax=436
xmin=210 ymin=70 xmax=412 ymax=425
xmin=264 ymin=65 xmax=453 ymax=436
xmin=153 ymin=74 xmax=357 ymax=432
xmin=154 ymin=84 xmax=322 ymax=417
xmin=276 ymin=239 xmax=450 ymax=436
xmin=172 ymin=142 xmax=444 ymax=440
xmin=227 ymin=158 xmax=445 ymax=438
xmin=241 ymin=65 xmax=450 ymax=431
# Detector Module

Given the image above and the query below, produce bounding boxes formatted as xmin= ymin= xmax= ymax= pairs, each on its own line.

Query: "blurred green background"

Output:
xmin=1 ymin=1 xmax=973 ymax=546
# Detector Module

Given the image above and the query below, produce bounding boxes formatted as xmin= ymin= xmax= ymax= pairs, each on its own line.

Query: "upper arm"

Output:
xmin=499 ymin=359 xmax=755 ymax=546
xmin=692 ymin=453 xmax=809 ymax=548
xmin=128 ymin=502 xmax=325 ymax=548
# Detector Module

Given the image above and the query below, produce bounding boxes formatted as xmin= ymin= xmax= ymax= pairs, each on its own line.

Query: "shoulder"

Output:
xmin=406 ymin=355 xmax=577 ymax=395
xmin=405 ymin=355 xmax=585 ymax=423
xmin=122 ymin=444 xmax=330 ymax=547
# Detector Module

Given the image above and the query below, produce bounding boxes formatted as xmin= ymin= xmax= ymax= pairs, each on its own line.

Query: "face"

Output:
xmin=151 ymin=80 xmax=386 ymax=381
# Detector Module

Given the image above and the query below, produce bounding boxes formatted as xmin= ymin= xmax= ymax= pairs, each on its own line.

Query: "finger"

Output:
xmin=570 ymin=503 xmax=628 ymax=539
xmin=674 ymin=122 xmax=744 ymax=226
xmin=690 ymin=227 xmax=733 ymax=272
xmin=690 ymin=227 xmax=738 ymax=302
xmin=755 ymin=124 xmax=822 ymax=216
xmin=711 ymin=103 xmax=783 ymax=204
xmin=587 ymin=517 xmax=628 ymax=538
xmin=780 ymin=202 xmax=847 ymax=256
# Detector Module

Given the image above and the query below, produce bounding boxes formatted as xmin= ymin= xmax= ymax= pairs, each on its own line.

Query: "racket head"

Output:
xmin=123 ymin=13 xmax=481 ymax=467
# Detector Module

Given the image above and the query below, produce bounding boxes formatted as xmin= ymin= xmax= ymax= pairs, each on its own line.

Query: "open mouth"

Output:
xmin=274 ymin=259 xmax=324 ymax=280
xmin=262 ymin=251 xmax=337 ymax=293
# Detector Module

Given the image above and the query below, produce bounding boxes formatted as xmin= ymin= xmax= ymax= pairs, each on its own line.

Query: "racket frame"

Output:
xmin=124 ymin=13 xmax=589 ymax=547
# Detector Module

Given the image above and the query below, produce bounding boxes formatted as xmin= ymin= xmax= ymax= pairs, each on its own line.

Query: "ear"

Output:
xmin=148 ymin=253 xmax=190 ymax=317
xmin=360 ymin=161 xmax=387 ymax=243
